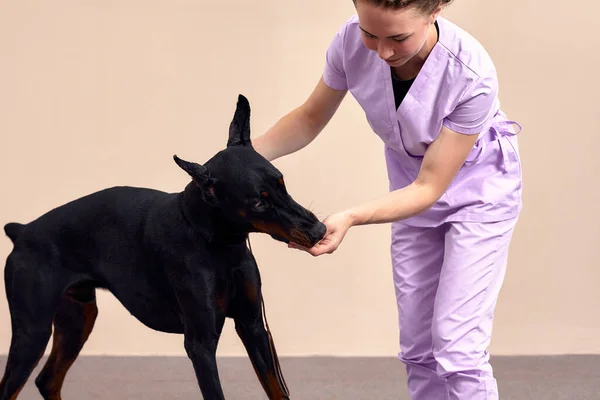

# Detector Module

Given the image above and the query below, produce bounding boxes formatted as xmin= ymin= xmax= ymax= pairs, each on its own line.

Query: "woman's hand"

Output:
xmin=289 ymin=210 xmax=354 ymax=256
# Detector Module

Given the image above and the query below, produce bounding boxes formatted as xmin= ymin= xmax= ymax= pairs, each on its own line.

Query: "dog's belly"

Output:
xmin=107 ymin=282 xmax=185 ymax=334
xmin=91 ymin=262 xmax=185 ymax=334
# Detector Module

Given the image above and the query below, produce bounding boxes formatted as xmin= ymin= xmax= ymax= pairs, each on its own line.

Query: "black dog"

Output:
xmin=0 ymin=94 xmax=326 ymax=400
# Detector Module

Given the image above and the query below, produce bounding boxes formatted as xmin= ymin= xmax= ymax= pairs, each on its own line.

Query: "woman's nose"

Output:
xmin=377 ymin=42 xmax=394 ymax=60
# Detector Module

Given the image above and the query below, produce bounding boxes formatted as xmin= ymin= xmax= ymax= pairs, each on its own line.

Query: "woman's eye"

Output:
xmin=360 ymin=30 xmax=375 ymax=39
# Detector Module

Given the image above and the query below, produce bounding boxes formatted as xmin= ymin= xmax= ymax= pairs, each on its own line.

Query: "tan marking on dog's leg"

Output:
xmin=35 ymin=295 xmax=98 ymax=400
xmin=244 ymin=281 xmax=258 ymax=304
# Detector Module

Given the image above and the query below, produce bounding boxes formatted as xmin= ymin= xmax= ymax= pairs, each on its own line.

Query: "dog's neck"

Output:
xmin=179 ymin=182 xmax=247 ymax=245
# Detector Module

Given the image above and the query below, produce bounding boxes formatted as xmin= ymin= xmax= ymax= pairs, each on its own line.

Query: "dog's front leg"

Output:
xmin=231 ymin=261 xmax=290 ymax=399
xmin=183 ymin=329 xmax=224 ymax=400
xmin=175 ymin=275 xmax=227 ymax=400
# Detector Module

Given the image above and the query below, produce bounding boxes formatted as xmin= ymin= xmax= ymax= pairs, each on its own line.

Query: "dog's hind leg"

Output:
xmin=0 ymin=254 xmax=64 ymax=400
xmin=34 ymin=284 xmax=98 ymax=400
xmin=231 ymin=262 xmax=290 ymax=400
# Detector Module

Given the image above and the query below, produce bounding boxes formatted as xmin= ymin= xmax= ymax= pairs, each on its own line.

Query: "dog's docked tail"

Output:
xmin=4 ymin=222 xmax=25 ymax=242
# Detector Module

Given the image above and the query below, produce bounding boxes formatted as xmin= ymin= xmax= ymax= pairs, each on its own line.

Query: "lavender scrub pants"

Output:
xmin=391 ymin=217 xmax=518 ymax=400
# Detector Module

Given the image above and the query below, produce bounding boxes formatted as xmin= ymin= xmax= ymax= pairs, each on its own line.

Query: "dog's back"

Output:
xmin=6 ymin=185 xmax=175 ymax=246
xmin=3 ymin=185 xmax=194 ymax=274
xmin=3 ymin=185 xmax=190 ymax=332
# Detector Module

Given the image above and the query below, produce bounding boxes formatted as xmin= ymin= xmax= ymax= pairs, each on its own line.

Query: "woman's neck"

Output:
xmin=392 ymin=21 xmax=439 ymax=80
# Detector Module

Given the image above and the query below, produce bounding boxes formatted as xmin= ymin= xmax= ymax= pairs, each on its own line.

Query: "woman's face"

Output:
xmin=355 ymin=1 xmax=440 ymax=68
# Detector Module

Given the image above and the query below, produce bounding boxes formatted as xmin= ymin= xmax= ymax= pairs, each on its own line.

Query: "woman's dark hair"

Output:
xmin=352 ymin=0 xmax=454 ymax=15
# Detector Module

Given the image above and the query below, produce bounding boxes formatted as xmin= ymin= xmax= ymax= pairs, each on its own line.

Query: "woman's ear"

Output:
xmin=430 ymin=5 xmax=443 ymax=23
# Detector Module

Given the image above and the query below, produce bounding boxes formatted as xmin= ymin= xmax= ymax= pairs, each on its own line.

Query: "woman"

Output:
xmin=253 ymin=0 xmax=522 ymax=398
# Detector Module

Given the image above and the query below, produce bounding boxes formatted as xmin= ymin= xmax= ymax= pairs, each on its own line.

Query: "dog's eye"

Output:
xmin=253 ymin=199 xmax=268 ymax=212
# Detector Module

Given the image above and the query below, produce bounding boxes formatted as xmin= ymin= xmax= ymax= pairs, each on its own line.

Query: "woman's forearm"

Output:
xmin=252 ymin=106 xmax=323 ymax=162
xmin=346 ymin=124 xmax=481 ymax=227
xmin=346 ymin=182 xmax=440 ymax=226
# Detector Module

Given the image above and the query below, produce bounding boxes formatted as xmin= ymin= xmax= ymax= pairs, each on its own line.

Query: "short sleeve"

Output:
xmin=443 ymin=70 xmax=499 ymax=135
xmin=322 ymin=25 xmax=349 ymax=91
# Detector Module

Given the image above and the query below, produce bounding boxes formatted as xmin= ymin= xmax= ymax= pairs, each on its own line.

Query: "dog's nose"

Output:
xmin=312 ymin=222 xmax=327 ymax=243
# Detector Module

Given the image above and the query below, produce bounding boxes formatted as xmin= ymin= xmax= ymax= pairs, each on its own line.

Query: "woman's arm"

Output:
xmin=347 ymin=125 xmax=479 ymax=225
xmin=293 ymin=125 xmax=479 ymax=256
xmin=252 ymin=76 xmax=347 ymax=162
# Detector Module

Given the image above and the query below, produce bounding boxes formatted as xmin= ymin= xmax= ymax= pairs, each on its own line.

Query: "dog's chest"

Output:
xmin=168 ymin=242 xmax=250 ymax=281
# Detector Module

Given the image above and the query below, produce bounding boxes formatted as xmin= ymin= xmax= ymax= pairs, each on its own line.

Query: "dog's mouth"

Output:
xmin=289 ymin=228 xmax=316 ymax=248
xmin=272 ymin=234 xmax=289 ymax=244
xmin=250 ymin=222 xmax=322 ymax=248
xmin=251 ymin=222 xmax=290 ymax=243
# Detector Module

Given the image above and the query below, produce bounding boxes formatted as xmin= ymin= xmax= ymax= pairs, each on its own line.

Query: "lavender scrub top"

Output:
xmin=322 ymin=15 xmax=523 ymax=227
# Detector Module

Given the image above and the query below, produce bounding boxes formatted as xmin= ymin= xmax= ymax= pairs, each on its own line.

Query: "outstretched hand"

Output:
xmin=289 ymin=211 xmax=354 ymax=256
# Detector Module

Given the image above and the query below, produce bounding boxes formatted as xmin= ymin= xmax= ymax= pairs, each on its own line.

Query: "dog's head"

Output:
xmin=174 ymin=94 xmax=326 ymax=248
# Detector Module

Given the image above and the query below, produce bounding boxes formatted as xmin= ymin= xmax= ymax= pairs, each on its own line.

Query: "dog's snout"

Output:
xmin=315 ymin=221 xmax=327 ymax=239
xmin=297 ymin=211 xmax=326 ymax=246
xmin=307 ymin=221 xmax=327 ymax=245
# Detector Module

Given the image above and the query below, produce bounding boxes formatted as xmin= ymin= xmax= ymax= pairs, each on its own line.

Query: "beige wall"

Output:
xmin=1 ymin=0 xmax=599 ymax=357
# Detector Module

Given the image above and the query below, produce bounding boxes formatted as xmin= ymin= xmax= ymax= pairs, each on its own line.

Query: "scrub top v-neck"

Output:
xmin=390 ymin=21 xmax=438 ymax=110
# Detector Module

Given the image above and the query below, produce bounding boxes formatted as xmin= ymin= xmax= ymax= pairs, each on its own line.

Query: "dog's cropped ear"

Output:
xmin=227 ymin=94 xmax=252 ymax=147
xmin=173 ymin=155 xmax=214 ymax=185
xmin=173 ymin=155 xmax=218 ymax=203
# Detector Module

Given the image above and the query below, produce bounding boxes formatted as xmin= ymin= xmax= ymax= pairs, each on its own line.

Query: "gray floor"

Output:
xmin=1 ymin=355 xmax=599 ymax=399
